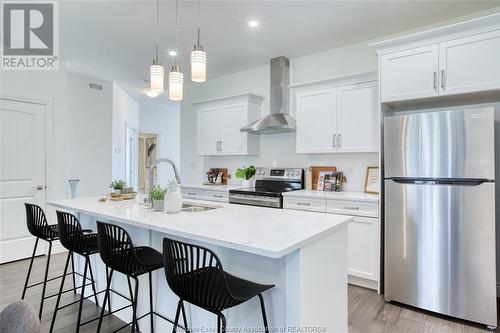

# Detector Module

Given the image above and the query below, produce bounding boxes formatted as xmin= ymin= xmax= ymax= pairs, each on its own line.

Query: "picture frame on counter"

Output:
xmin=364 ymin=166 xmax=379 ymax=194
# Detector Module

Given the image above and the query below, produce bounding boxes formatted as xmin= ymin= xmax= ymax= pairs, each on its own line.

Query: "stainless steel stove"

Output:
xmin=229 ymin=167 xmax=304 ymax=208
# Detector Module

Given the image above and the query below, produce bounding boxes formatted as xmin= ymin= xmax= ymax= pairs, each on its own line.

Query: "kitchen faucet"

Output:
xmin=148 ymin=158 xmax=181 ymax=193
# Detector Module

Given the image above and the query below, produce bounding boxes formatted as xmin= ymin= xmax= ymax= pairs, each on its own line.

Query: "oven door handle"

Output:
xmin=229 ymin=194 xmax=280 ymax=202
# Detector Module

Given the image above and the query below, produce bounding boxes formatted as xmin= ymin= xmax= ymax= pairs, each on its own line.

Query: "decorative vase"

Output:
xmin=165 ymin=179 xmax=183 ymax=214
xmin=68 ymin=179 xmax=80 ymax=198
xmin=153 ymin=199 xmax=164 ymax=212
xmin=113 ymin=189 xmax=122 ymax=195
xmin=242 ymin=177 xmax=255 ymax=188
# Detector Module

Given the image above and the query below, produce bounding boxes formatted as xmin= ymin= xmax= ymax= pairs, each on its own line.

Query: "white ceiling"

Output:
xmin=59 ymin=1 xmax=500 ymax=106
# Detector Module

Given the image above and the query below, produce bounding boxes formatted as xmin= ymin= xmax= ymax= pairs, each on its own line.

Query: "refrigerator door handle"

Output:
xmin=388 ymin=177 xmax=493 ymax=186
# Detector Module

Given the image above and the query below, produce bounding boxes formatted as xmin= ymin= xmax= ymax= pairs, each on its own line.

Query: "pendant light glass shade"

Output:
xmin=150 ymin=61 xmax=164 ymax=93
xmin=191 ymin=44 xmax=206 ymax=82
xmin=169 ymin=65 xmax=183 ymax=101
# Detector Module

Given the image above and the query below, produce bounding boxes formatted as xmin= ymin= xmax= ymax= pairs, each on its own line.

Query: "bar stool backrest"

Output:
xmin=96 ymin=221 xmax=136 ymax=274
xmin=55 ymin=211 xmax=87 ymax=253
xmin=24 ymin=203 xmax=51 ymax=239
xmin=163 ymin=238 xmax=234 ymax=311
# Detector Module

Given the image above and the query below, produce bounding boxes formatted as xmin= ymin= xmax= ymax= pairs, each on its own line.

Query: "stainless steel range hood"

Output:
xmin=241 ymin=56 xmax=295 ymax=134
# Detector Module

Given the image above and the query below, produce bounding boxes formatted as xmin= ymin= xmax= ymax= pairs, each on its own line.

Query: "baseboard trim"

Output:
xmin=348 ymin=275 xmax=378 ymax=291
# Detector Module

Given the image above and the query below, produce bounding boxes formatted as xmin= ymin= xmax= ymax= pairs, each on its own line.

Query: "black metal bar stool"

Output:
xmin=96 ymin=221 xmax=188 ymax=333
xmin=22 ymin=203 xmax=83 ymax=318
xmin=163 ymin=238 xmax=274 ymax=333
xmin=49 ymin=211 xmax=135 ymax=333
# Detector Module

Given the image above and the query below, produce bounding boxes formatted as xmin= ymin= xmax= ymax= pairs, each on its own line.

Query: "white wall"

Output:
xmin=1 ymin=69 xmax=113 ymax=219
xmin=112 ymin=83 xmax=139 ymax=185
xmin=181 ymin=41 xmax=379 ymax=191
xmin=139 ymin=103 xmax=181 ymax=187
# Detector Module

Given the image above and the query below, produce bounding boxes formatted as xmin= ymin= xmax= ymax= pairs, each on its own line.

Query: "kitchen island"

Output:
xmin=47 ymin=197 xmax=351 ymax=333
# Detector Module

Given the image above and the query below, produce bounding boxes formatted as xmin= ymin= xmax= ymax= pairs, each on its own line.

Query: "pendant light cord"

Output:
xmin=155 ymin=0 xmax=159 ymax=62
xmin=197 ymin=0 xmax=200 ymax=45
xmin=175 ymin=0 xmax=179 ymax=65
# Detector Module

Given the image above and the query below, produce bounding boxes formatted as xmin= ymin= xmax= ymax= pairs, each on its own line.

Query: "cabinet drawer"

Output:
xmin=206 ymin=191 xmax=228 ymax=202
xmin=182 ymin=188 xmax=209 ymax=199
xmin=181 ymin=189 xmax=229 ymax=203
xmin=327 ymin=199 xmax=378 ymax=217
xmin=283 ymin=197 xmax=327 ymax=212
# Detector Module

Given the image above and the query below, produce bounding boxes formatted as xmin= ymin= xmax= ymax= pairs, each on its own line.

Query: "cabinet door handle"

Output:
xmin=188 ymin=192 xmax=197 ymax=195
xmin=213 ymin=194 xmax=223 ymax=198
xmin=344 ymin=205 xmax=360 ymax=210
xmin=338 ymin=134 xmax=342 ymax=148
xmin=220 ymin=140 xmax=223 ymax=151
xmin=297 ymin=202 xmax=311 ymax=206
xmin=216 ymin=141 xmax=219 ymax=151
xmin=433 ymin=71 xmax=437 ymax=90
xmin=333 ymin=134 xmax=337 ymax=149
xmin=441 ymin=70 xmax=446 ymax=88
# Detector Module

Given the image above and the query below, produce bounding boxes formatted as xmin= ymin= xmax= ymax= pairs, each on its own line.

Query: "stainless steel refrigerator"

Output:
xmin=384 ymin=106 xmax=497 ymax=328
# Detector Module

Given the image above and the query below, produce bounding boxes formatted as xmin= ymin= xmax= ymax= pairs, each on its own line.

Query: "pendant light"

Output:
xmin=169 ymin=0 xmax=183 ymax=101
xmin=150 ymin=0 xmax=164 ymax=93
xmin=190 ymin=0 xmax=206 ymax=82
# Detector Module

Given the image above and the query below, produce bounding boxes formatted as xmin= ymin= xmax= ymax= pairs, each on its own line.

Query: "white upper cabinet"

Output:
xmin=338 ymin=82 xmax=379 ymax=152
xmin=296 ymin=88 xmax=338 ymax=153
xmin=295 ymin=76 xmax=379 ymax=154
xmin=439 ymin=30 xmax=500 ymax=96
xmin=198 ymin=107 xmax=220 ymax=155
xmin=380 ymin=45 xmax=439 ymax=102
xmin=375 ymin=15 xmax=500 ymax=103
xmin=196 ymin=94 xmax=263 ymax=156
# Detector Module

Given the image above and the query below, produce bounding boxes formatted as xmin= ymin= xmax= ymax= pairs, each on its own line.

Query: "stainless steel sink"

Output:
xmin=181 ymin=203 xmax=221 ymax=212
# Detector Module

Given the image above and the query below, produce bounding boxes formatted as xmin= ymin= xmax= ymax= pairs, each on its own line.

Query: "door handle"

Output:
xmin=333 ymin=134 xmax=337 ymax=149
xmin=433 ymin=71 xmax=437 ymax=90
xmin=338 ymin=134 xmax=342 ymax=148
xmin=33 ymin=185 xmax=44 ymax=191
xmin=441 ymin=70 xmax=446 ymax=88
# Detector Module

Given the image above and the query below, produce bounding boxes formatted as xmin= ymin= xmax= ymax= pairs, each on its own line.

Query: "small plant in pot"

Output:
xmin=235 ymin=166 xmax=256 ymax=187
xmin=109 ymin=179 xmax=127 ymax=195
xmin=150 ymin=185 xmax=167 ymax=211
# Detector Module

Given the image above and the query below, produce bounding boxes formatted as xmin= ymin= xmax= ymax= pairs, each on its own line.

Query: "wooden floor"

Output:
xmin=0 ymin=252 xmax=497 ymax=332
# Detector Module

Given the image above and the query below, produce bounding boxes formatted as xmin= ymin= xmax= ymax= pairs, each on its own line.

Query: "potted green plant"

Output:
xmin=235 ymin=166 xmax=256 ymax=187
xmin=149 ymin=185 xmax=167 ymax=211
xmin=109 ymin=179 xmax=127 ymax=194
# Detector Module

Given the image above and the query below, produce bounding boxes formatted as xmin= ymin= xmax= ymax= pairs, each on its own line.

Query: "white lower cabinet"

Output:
xmin=283 ymin=195 xmax=380 ymax=290
xmin=181 ymin=188 xmax=229 ymax=203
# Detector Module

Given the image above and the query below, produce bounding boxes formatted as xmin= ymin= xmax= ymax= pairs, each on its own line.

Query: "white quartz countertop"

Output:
xmin=283 ymin=190 xmax=379 ymax=202
xmin=47 ymin=197 xmax=351 ymax=258
xmin=180 ymin=184 xmax=245 ymax=192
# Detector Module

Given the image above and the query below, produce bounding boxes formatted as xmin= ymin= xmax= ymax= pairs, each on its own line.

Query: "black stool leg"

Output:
xmin=181 ymin=300 xmax=189 ymax=333
xmin=75 ymin=256 xmax=89 ymax=333
xmin=149 ymin=271 xmax=154 ymax=333
xmin=97 ymin=269 xmax=114 ymax=333
xmin=49 ymin=251 xmax=72 ymax=333
xmin=127 ymin=276 xmax=140 ymax=332
xmin=38 ymin=240 xmax=52 ymax=318
xmin=217 ymin=316 xmax=221 ymax=333
xmin=172 ymin=300 xmax=182 ymax=333
xmin=106 ymin=267 xmax=112 ymax=312
xmin=71 ymin=252 xmax=77 ymax=294
xmin=258 ymin=294 xmax=270 ymax=333
xmin=87 ymin=256 xmax=99 ymax=306
xmin=131 ymin=276 xmax=139 ymax=333
xmin=21 ymin=237 xmax=39 ymax=299
xmin=219 ymin=313 xmax=227 ymax=333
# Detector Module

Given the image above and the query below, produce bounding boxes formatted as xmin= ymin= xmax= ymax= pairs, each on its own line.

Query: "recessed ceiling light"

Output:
xmin=145 ymin=90 xmax=159 ymax=98
xmin=248 ymin=20 xmax=259 ymax=28
xmin=169 ymin=50 xmax=177 ymax=56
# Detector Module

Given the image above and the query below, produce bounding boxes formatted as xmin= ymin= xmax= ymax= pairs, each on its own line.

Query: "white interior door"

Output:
xmin=0 ymin=99 xmax=46 ymax=263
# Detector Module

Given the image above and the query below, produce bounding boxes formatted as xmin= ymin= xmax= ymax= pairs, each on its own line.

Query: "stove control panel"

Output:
xmin=255 ymin=167 xmax=303 ymax=181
